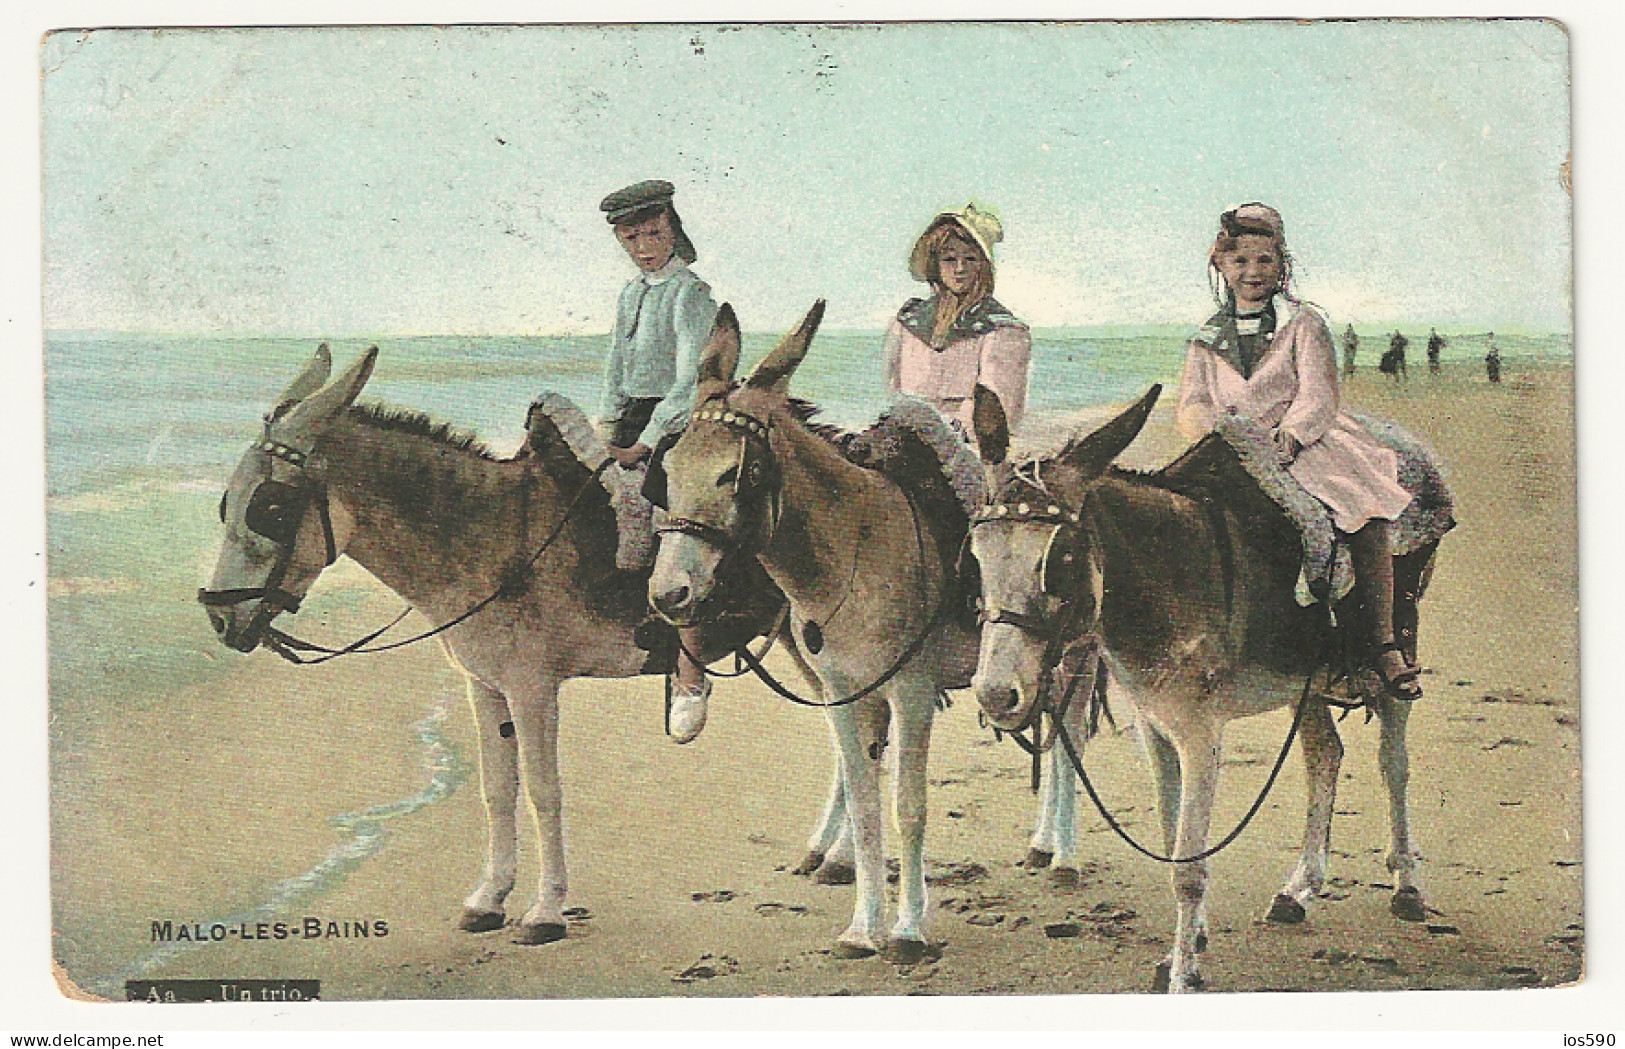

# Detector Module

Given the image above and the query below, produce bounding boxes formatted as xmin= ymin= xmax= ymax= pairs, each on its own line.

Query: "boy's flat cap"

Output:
xmin=600 ymin=180 xmax=676 ymax=224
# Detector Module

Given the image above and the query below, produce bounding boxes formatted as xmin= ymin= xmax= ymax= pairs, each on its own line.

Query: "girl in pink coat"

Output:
xmin=1176 ymin=202 xmax=1421 ymax=700
xmin=883 ymin=204 xmax=1032 ymax=436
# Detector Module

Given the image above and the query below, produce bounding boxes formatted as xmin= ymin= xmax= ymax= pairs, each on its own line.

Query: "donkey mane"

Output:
xmin=348 ymin=402 xmax=496 ymax=460
xmin=778 ymin=395 xmax=973 ymax=595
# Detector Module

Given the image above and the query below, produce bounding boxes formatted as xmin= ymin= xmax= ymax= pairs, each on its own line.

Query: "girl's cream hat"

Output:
xmin=909 ymin=203 xmax=1004 ymax=281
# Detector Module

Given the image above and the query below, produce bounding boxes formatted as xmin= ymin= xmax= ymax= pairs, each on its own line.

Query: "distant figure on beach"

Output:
xmin=595 ymin=179 xmax=719 ymax=743
xmin=1177 ymin=202 xmax=1421 ymax=700
xmin=1427 ymin=328 xmax=1444 ymax=374
xmin=884 ymin=202 xmax=1031 ymax=440
xmin=1343 ymin=323 xmax=1360 ymax=376
xmin=1485 ymin=331 xmax=1502 ymax=383
xmin=1379 ymin=330 xmax=1408 ymax=381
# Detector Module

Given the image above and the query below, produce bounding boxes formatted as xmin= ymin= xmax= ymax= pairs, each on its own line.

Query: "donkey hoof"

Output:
xmin=1048 ymin=866 xmax=1081 ymax=890
xmin=1195 ymin=932 xmax=1208 ymax=953
xmin=513 ymin=921 xmax=567 ymax=946
xmin=815 ymin=860 xmax=856 ymax=886
xmin=1022 ymin=848 xmax=1054 ymax=869
xmin=1174 ymin=971 xmax=1206 ymax=993
xmin=881 ymin=938 xmax=938 ymax=966
xmin=792 ymin=850 xmax=826 ymax=877
xmin=1390 ymin=886 xmax=1427 ymax=922
xmin=1267 ymin=894 xmax=1307 ymax=925
xmin=1152 ymin=961 xmax=1172 ymax=993
xmin=830 ymin=941 xmax=878 ymax=960
xmin=458 ymin=908 xmax=505 ymax=933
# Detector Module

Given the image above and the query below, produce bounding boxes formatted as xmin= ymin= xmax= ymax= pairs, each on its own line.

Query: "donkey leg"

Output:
xmin=459 ymin=676 xmax=519 ymax=932
xmin=1376 ymin=695 xmax=1426 ymax=920
xmin=509 ymin=677 xmax=570 ymax=945
xmin=1165 ymin=730 xmax=1221 ymax=994
xmin=796 ymin=762 xmax=848 ymax=877
xmin=816 ymin=813 xmax=858 ymax=885
xmin=884 ymin=679 xmax=936 ymax=962
xmin=1141 ymin=721 xmax=1207 ymax=991
xmin=1270 ymin=700 xmax=1342 ymax=923
xmin=1026 ymin=748 xmax=1059 ymax=869
xmin=825 ymin=696 xmax=888 ymax=957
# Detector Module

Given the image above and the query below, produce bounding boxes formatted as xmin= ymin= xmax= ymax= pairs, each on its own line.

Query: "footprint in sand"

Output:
xmin=690 ymin=890 xmax=738 ymax=903
xmin=673 ymin=954 xmax=742 ymax=983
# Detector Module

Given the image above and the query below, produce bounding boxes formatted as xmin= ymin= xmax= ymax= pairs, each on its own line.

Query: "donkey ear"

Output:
xmin=972 ymin=383 xmax=1009 ymax=465
xmin=270 ymin=343 xmax=333 ymax=420
xmin=276 ymin=347 xmax=379 ymax=437
xmin=744 ymin=299 xmax=825 ymax=394
xmin=1051 ymin=384 xmax=1161 ymax=488
xmin=695 ymin=303 xmax=741 ymax=405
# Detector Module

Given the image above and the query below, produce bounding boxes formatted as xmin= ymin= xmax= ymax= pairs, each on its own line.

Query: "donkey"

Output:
xmin=648 ymin=301 xmax=990 ymax=963
xmin=200 ymin=344 xmax=799 ymax=946
xmin=967 ymin=386 xmax=1447 ymax=992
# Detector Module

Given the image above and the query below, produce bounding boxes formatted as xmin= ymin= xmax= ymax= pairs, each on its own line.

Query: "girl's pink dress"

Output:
xmin=883 ymin=296 xmax=1031 ymax=431
xmin=1176 ymin=296 xmax=1411 ymax=532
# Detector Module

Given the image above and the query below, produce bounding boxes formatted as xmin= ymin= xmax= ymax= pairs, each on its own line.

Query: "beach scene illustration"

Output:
xmin=42 ymin=21 xmax=1577 ymax=999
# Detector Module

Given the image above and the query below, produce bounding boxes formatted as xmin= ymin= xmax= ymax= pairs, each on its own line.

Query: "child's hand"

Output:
xmin=1271 ymin=428 xmax=1302 ymax=465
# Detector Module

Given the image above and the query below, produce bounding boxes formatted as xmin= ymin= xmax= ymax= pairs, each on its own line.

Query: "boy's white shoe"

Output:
xmin=667 ymin=676 xmax=711 ymax=744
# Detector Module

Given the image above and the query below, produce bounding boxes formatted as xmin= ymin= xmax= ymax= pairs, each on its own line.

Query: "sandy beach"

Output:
xmin=49 ymin=358 xmax=1581 ymax=1000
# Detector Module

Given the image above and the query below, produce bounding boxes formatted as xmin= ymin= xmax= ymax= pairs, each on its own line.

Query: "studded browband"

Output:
xmin=691 ymin=405 xmax=770 ymax=439
xmin=256 ymin=435 xmax=312 ymax=468
xmin=973 ymin=498 xmax=1083 ymax=526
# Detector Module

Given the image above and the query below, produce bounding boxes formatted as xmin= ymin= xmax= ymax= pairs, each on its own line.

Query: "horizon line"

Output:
xmin=42 ymin=323 xmax=1575 ymax=340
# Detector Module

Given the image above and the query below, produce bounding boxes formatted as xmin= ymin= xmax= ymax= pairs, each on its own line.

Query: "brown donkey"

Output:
xmin=202 ymin=344 xmax=793 ymax=947
xmin=649 ymin=302 xmax=982 ymax=963
xmin=967 ymin=387 xmax=1447 ymax=992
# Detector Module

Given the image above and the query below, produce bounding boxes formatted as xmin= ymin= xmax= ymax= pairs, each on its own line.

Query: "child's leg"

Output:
xmin=1348 ymin=520 xmax=1421 ymax=698
xmin=668 ymin=626 xmax=711 ymax=744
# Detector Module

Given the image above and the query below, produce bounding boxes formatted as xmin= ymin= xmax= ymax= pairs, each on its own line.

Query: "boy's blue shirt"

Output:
xmin=597 ymin=258 xmax=720 ymax=448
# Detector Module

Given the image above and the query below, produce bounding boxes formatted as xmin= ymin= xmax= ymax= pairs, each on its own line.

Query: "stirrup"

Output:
xmin=1370 ymin=641 xmax=1422 ymax=702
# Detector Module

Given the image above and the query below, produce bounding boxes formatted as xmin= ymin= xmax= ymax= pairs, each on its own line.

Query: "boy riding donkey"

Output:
xmin=595 ymin=179 xmax=722 ymax=743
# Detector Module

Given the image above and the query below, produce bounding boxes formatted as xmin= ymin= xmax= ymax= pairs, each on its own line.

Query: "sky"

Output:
xmin=41 ymin=20 xmax=1571 ymax=335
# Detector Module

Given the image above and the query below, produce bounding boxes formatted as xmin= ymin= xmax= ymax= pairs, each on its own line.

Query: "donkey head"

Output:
xmin=968 ymin=384 xmax=1160 ymax=729
xmin=201 ymin=345 xmax=377 ymax=652
xmin=648 ymin=301 xmax=824 ymax=625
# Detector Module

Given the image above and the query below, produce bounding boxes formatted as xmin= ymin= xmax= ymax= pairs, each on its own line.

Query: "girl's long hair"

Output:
xmin=920 ymin=224 xmax=995 ymax=347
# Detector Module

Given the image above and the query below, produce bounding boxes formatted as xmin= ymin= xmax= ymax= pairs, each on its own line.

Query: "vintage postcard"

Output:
xmin=38 ymin=18 xmax=1578 ymax=1006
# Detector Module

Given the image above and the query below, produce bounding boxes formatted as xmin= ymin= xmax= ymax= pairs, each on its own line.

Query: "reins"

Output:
xmin=710 ymin=496 xmax=952 ymax=709
xmin=255 ymin=459 xmax=613 ymax=665
xmin=1054 ymin=660 xmax=1319 ymax=864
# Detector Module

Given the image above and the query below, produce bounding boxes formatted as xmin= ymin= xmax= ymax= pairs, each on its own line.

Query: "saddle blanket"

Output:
xmin=1215 ymin=413 xmax=1456 ymax=605
xmin=529 ymin=392 xmax=657 ymax=571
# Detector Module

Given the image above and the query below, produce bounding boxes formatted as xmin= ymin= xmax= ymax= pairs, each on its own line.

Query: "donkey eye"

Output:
xmin=717 ymin=466 xmax=739 ymax=488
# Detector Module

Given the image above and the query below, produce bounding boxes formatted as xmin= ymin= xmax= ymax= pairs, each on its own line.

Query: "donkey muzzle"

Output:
xmin=649 ymin=583 xmax=699 ymax=626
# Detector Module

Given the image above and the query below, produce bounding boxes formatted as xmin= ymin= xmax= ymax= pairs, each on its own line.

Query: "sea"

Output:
xmin=41 ymin=325 xmax=1571 ymax=994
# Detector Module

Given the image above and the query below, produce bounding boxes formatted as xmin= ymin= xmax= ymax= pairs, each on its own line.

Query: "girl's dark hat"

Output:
xmin=600 ymin=180 xmax=677 ymax=224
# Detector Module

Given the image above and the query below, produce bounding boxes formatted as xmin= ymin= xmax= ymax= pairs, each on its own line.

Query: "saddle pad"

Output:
xmin=840 ymin=395 xmax=988 ymax=520
xmin=1203 ymin=414 xmax=1455 ymax=605
xmin=527 ymin=392 xmax=655 ymax=570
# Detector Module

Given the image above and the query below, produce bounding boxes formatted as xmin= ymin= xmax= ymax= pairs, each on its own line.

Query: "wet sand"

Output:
xmin=50 ymin=359 xmax=1581 ymax=999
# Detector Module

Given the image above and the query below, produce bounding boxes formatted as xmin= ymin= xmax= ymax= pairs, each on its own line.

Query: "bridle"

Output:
xmin=655 ymin=403 xmax=781 ymax=561
xmin=969 ymin=475 xmax=1102 ymax=738
xmin=197 ymin=430 xmax=338 ymax=631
